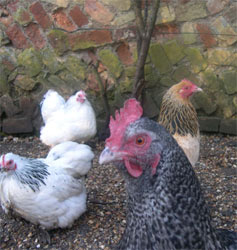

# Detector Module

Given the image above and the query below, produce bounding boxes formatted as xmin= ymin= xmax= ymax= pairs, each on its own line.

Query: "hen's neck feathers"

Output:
xmin=158 ymin=90 xmax=199 ymax=137
xmin=4 ymin=156 xmax=50 ymax=192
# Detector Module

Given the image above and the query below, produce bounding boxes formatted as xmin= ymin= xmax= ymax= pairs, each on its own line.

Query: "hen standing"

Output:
xmin=0 ymin=141 xmax=94 ymax=230
xmin=99 ymin=99 xmax=237 ymax=250
xmin=158 ymin=79 xmax=202 ymax=166
xmin=40 ymin=90 xmax=97 ymax=147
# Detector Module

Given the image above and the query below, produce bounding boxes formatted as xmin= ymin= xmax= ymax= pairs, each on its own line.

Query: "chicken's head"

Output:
xmin=0 ymin=153 xmax=17 ymax=172
xmin=99 ymin=99 xmax=169 ymax=178
xmin=172 ymin=79 xmax=202 ymax=99
xmin=76 ymin=90 xmax=86 ymax=103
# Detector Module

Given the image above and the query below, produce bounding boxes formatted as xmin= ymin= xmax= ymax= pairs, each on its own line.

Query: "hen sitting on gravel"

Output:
xmin=158 ymin=79 xmax=202 ymax=166
xmin=0 ymin=141 xmax=94 ymax=232
xmin=100 ymin=99 xmax=237 ymax=250
xmin=40 ymin=90 xmax=97 ymax=147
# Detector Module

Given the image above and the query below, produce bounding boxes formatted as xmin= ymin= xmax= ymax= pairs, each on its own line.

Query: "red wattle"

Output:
xmin=125 ymin=159 xmax=143 ymax=178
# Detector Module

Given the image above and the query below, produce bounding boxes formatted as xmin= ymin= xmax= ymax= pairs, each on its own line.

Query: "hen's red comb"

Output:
xmin=106 ymin=99 xmax=143 ymax=148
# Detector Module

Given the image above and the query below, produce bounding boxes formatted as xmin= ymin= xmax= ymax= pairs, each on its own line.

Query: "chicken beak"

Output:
xmin=195 ymin=87 xmax=203 ymax=92
xmin=99 ymin=147 xmax=123 ymax=164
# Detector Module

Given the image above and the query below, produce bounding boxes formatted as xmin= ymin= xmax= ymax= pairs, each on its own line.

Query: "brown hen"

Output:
xmin=158 ymin=79 xmax=202 ymax=166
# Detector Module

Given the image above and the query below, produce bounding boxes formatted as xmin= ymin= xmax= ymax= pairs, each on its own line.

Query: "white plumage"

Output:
xmin=40 ymin=90 xmax=97 ymax=147
xmin=0 ymin=141 xmax=94 ymax=230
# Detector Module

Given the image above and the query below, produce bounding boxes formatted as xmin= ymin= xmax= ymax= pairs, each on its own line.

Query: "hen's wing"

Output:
xmin=41 ymin=90 xmax=65 ymax=123
xmin=46 ymin=141 xmax=94 ymax=177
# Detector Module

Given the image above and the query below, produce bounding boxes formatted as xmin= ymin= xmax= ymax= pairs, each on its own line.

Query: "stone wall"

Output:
xmin=0 ymin=0 xmax=236 ymax=135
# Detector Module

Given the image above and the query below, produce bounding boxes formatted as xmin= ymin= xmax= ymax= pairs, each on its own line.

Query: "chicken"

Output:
xmin=99 ymin=99 xmax=237 ymax=250
xmin=40 ymin=89 xmax=65 ymax=124
xmin=158 ymin=79 xmax=202 ymax=166
xmin=40 ymin=90 xmax=97 ymax=147
xmin=0 ymin=141 xmax=94 ymax=231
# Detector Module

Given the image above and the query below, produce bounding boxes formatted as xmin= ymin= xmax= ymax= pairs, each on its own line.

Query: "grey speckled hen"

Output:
xmin=99 ymin=99 xmax=237 ymax=250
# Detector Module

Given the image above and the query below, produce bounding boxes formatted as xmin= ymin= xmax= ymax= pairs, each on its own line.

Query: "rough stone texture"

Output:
xmin=193 ymin=92 xmax=217 ymax=115
xmin=181 ymin=22 xmax=197 ymax=44
xmin=112 ymin=11 xmax=135 ymax=26
xmin=176 ymin=1 xmax=207 ymax=21
xmin=85 ymin=0 xmax=114 ymax=24
xmin=196 ymin=23 xmax=217 ymax=48
xmin=162 ymin=40 xmax=185 ymax=65
xmin=198 ymin=116 xmax=221 ymax=132
xmin=69 ymin=5 xmax=88 ymax=27
xmin=14 ymin=8 xmax=32 ymax=26
xmin=156 ymin=4 xmax=175 ymax=24
xmin=52 ymin=9 xmax=77 ymax=32
xmin=98 ymin=49 xmax=123 ymax=79
xmin=29 ymin=2 xmax=52 ymax=30
xmin=24 ymin=23 xmax=46 ymax=49
xmin=219 ymin=119 xmax=237 ymax=135
xmin=41 ymin=48 xmax=63 ymax=74
xmin=47 ymin=30 xmax=69 ymax=55
xmin=221 ymin=71 xmax=237 ymax=95
xmin=2 ymin=117 xmax=33 ymax=134
xmin=208 ymin=49 xmax=232 ymax=65
xmin=14 ymin=75 xmax=37 ymax=91
xmin=64 ymin=56 xmax=87 ymax=80
xmin=101 ymin=0 xmax=131 ymax=11
xmin=206 ymin=0 xmax=229 ymax=15
xmin=17 ymin=48 xmax=42 ymax=77
xmin=42 ymin=0 xmax=71 ymax=8
xmin=6 ymin=24 xmax=30 ymax=49
xmin=0 ymin=94 xmax=20 ymax=117
xmin=172 ymin=65 xmax=190 ymax=82
xmin=149 ymin=43 xmax=172 ymax=74
xmin=116 ymin=42 xmax=133 ymax=66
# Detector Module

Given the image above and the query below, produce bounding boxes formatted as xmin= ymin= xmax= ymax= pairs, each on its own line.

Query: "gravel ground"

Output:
xmin=0 ymin=133 xmax=236 ymax=249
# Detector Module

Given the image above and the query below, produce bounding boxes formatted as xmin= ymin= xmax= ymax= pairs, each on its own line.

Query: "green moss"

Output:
xmin=71 ymin=40 xmax=97 ymax=51
xmin=17 ymin=48 xmax=42 ymax=77
xmin=184 ymin=47 xmax=207 ymax=73
xmin=193 ymin=92 xmax=216 ymax=115
xmin=14 ymin=8 xmax=32 ymax=26
xmin=221 ymin=71 xmax=237 ymax=95
xmin=124 ymin=66 xmax=136 ymax=78
xmin=14 ymin=75 xmax=37 ymax=91
xmin=41 ymin=48 xmax=63 ymax=74
xmin=64 ymin=56 xmax=87 ymax=80
xmin=120 ymin=77 xmax=133 ymax=93
xmin=160 ymin=76 xmax=174 ymax=87
xmin=98 ymin=49 xmax=123 ymax=79
xmin=0 ymin=68 xmax=9 ymax=95
xmin=172 ymin=65 xmax=190 ymax=82
xmin=149 ymin=43 xmax=172 ymax=74
xmin=47 ymin=30 xmax=69 ymax=55
xmin=162 ymin=40 xmax=185 ymax=65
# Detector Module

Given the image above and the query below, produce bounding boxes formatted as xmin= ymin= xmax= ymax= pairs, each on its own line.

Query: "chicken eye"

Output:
xmin=136 ymin=136 xmax=145 ymax=146
xmin=7 ymin=160 xmax=13 ymax=165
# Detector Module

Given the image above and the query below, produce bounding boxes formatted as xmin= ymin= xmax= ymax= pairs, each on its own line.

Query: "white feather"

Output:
xmin=0 ymin=142 xmax=94 ymax=230
xmin=40 ymin=90 xmax=97 ymax=147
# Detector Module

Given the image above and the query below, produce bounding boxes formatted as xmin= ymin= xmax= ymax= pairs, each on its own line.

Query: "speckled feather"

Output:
xmin=111 ymin=118 xmax=236 ymax=250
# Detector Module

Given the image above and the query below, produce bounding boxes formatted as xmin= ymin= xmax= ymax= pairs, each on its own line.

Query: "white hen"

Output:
xmin=0 ymin=141 xmax=94 ymax=230
xmin=40 ymin=90 xmax=97 ymax=147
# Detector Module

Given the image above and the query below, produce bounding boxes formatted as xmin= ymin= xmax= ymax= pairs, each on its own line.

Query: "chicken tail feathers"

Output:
xmin=216 ymin=229 xmax=237 ymax=250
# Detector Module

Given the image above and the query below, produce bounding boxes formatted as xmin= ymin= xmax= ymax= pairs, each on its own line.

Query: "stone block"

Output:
xmin=143 ymin=91 xmax=159 ymax=118
xmin=184 ymin=47 xmax=207 ymax=73
xmin=207 ymin=0 xmax=229 ymax=14
xmin=85 ymin=0 xmax=114 ymax=24
xmin=181 ymin=22 xmax=197 ymax=45
xmin=208 ymin=49 xmax=232 ymax=65
xmin=25 ymin=23 xmax=46 ymax=49
xmin=29 ymin=1 xmax=52 ymax=30
xmin=162 ymin=40 xmax=185 ymax=65
xmin=0 ymin=94 xmax=20 ymax=117
xmin=64 ymin=56 xmax=87 ymax=80
xmin=112 ymin=11 xmax=135 ymax=26
xmin=41 ymin=48 xmax=63 ymax=74
xmin=116 ymin=42 xmax=133 ymax=66
xmin=196 ymin=23 xmax=217 ymax=48
xmin=101 ymin=0 xmax=131 ymax=11
xmin=193 ymin=92 xmax=216 ymax=115
xmin=52 ymin=9 xmax=77 ymax=32
xmin=212 ymin=16 xmax=237 ymax=46
xmin=17 ymin=48 xmax=42 ymax=77
xmin=149 ymin=43 xmax=172 ymax=74
xmin=14 ymin=75 xmax=37 ymax=91
xmin=156 ymin=4 xmax=175 ymax=24
xmin=3 ymin=117 xmax=33 ymax=134
xmin=198 ymin=116 xmax=220 ymax=132
xmin=221 ymin=71 xmax=237 ymax=95
xmin=6 ymin=24 xmax=30 ymax=49
xmin=0 ymin=69 xmax=9 ymax=95
xmin=42 ymin=0 xmax=71 ymax=8
xmin=220 ymin=119 xmax=237 ymax=135
xmin=176 ymin=2 xmax=207 ymax=21
xmin=69 ymin=5 xmax=88 ymax=27
xmin=172 ymin=65 xmax=190 ymax=82
xmin=47 ymin=29 xmax=69 ymax=55
xmin=14 ymin=7 xmax=32 ymax=26
xmin=98 ymin=49 xmax=123 ymax=79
